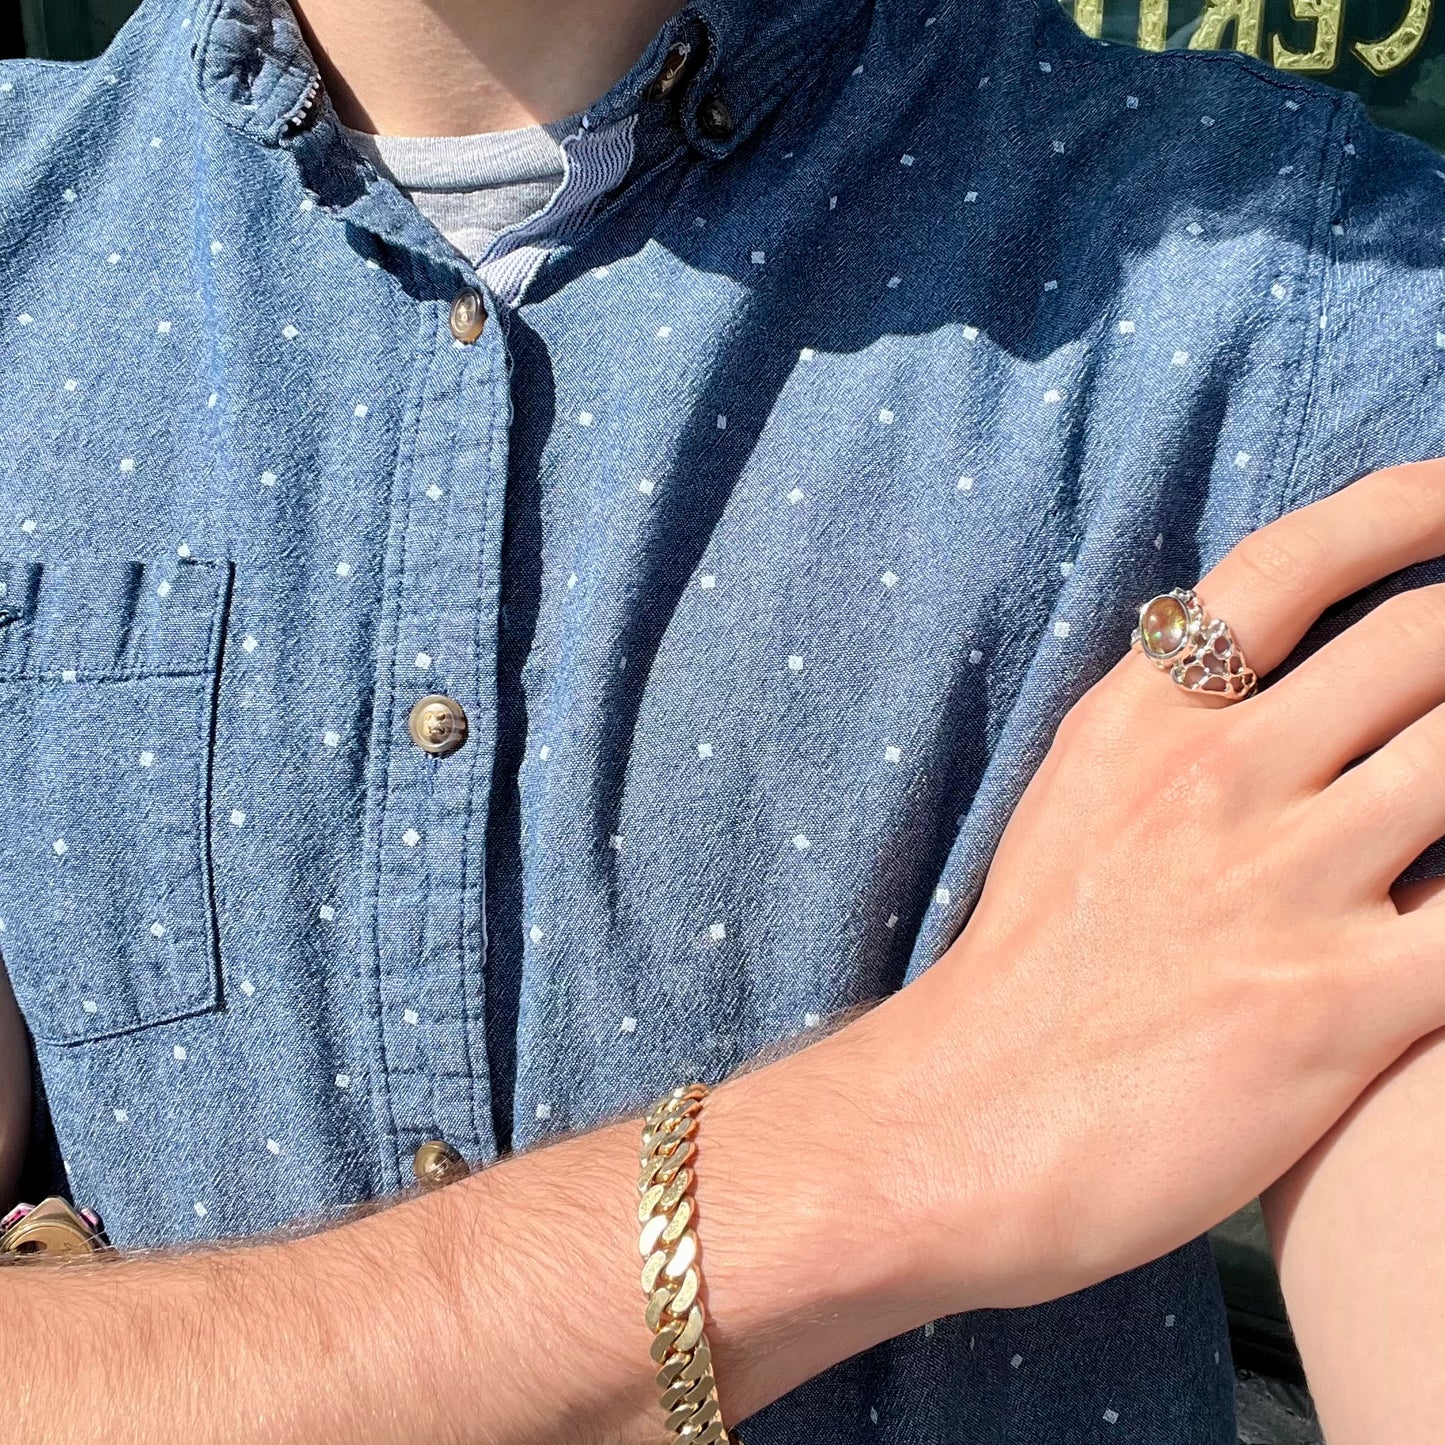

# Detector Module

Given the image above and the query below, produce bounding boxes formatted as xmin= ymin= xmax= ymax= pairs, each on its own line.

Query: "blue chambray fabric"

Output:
xmin=4 ymin=0 xmax=1445 ymax=1437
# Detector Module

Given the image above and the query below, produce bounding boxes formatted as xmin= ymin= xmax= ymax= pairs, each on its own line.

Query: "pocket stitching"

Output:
xmin=0 ymin=558 xmax=234 ymax=1046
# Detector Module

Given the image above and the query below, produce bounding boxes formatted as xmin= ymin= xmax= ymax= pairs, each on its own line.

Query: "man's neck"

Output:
xmin=291 ymin=0 xmax=685 ymax=136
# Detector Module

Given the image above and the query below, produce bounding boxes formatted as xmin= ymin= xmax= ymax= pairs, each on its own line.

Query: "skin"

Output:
xmin=288 ymin=0 xmax=686 ymax=134
xmin=1264 ymin=1029 xmax=1445 ymax=1440
xmin=1 ymin=7 xmax=1440 ymax=1439
xmin=1263 ymin=781 xmax=1445 ymax=1424
xmin=7 ymin=454 xmax=1445 ymax=1438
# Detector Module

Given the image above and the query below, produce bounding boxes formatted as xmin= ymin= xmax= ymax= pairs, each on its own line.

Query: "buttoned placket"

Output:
xmin=192 ymin=0 xmax=776 ymax=1188
xmin=189 ymin=0 xmax=520 ymax=1188
xmin=249 ymin=30 xmax=612 ymax=1184
xmin=365 ymin=268 xmax=514 ymax=1185
xmin=273 ymin=51 xmax=723 ymax=1190
xmin=281 ymin=115 xmax=693 ymax=1184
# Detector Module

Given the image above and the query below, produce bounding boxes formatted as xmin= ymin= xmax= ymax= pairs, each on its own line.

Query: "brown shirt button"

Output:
xmin=696 ymin=94 xmax=735 ymax=141
xmin=407 ymin=694 xmax=469 ymax=756
xmin=449 ymin=287 xmax=486 ymax=344
xmin=646 ymin=42 xmax=691 ymax=100
xmin=413 ymin=1139 xmax=468 ymax=1188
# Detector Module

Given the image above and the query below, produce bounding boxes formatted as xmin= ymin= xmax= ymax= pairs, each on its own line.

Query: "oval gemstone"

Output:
xmin=1139 ymin=594 xmax=1188 ymax=658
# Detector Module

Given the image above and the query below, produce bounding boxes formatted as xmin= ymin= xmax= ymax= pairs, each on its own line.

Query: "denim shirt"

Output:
xmin=4 ymin=0 xmax=1445 ymax=1438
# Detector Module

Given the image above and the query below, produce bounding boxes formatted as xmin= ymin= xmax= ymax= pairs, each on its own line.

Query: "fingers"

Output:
xmin=1193 ymin=459 xmax=1445 ymax=681
xmin=1258 ymin=582 xmax=1445 ymax=788
xmin=1322 ymin=694 xmax=1445 ymax=888
xmin=1370 ymin=904 xmax=1445 ymax=1047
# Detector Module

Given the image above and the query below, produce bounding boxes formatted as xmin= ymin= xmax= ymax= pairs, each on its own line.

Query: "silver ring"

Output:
xmin=1131 ymin=587 xmax=1258 ymax=700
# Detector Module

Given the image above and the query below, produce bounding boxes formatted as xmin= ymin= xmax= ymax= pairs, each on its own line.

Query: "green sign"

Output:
xmin=1062 ymin=1 xmax=1444 ymax=149
xmin=20 ymin=0 xmax=136 ymax=64
xmin=20 ymin=1 xmax=1444 ymax=154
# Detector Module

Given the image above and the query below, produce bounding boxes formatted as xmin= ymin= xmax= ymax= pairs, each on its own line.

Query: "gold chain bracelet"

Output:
xmin=637 ymin=1082 xmax=743 ymax=1445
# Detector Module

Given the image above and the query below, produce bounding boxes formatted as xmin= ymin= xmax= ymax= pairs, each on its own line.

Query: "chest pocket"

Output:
xmin=0 ymin=555 xmax=233 ymax=1045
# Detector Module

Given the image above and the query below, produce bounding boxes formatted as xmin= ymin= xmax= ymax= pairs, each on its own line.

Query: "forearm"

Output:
xmin=1262 ymin=1027 xmax=1445 ymax=1445
xmin=2 ymin=998 xmax=959 ymax=1445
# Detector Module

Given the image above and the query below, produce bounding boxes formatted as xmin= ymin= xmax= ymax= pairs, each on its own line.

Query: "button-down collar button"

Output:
xmin=449 ymin=287 xmax=487 ymax=344
xmin=413 ymin=1139 xmax=468 ymax=1188
xmin=696 ymin=94 xmax=736 ymax=141
xmin=408 ymin=694 xmax=469 ymax=756
xmin=647 ymin=41 xmax=692 ymax=100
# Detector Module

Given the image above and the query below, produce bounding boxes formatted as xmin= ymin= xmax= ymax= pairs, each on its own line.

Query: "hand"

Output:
xmin=885 ymin=460 xmax=1445 ymax=1312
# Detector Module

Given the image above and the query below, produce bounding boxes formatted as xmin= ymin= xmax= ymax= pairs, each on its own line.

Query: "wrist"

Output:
xmin=861 ymin=956 xmax=1065 ymax=1316
xmin=692 ymin=1005 xmax=967 ymax=1422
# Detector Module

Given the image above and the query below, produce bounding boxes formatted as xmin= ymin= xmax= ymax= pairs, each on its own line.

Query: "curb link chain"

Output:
xmin=637 ymin=1083 xmax=743 ymax=1445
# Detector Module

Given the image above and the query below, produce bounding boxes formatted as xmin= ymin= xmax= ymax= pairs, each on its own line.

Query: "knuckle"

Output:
xmin=1054 ymin=677 xmax=1117 ymax=743
xmin=1186 ymin=716 xmax=1262 ymax=802
xmin=1054 ymin=669 xmax=1166 ymax=764
xmin=1209 ymin=715 xmax=1258 ymax=776
xmin=1359 ymin=460 xmax=1445 ymax=540
xmin=1300 ymin=958 xmax=1361 ymax=1058
xmin=1359 ymin=742 xmax=1440 ymax=819
xmin=1344 ymin=783 xmax=1402 ymax=847
xmin=1245 ymin=937 xmax=1358 ymax=1066
xmin=1367 ymin=582 xmax=1445 ymax=652
xmin=1050 ymin=697 xmax=1103 ymax=763
xmin=1402 ymin=725 xmax=1445 ymax=783
xmin=1231 ymin=520 xmax=1328 ymax=593
xmin=1152 ymin=726 xmax=1246 ymax=820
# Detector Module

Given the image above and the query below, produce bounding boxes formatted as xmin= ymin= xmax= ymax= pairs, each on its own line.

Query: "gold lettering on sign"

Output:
xmin=1074 ymin=0 xmax=1104 ymax=37
xmin=1273 ymin=0 xmax=1343 ymax=71
xmin=1189 ymin=0 xmax=1265 ymax=56
xmin=1354 ymin=0 xmax=1434 ymax=74
xmin=1138 ymin=0 xmax=1170 ymax=49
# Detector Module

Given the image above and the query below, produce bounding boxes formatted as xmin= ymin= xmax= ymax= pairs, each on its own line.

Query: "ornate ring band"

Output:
xmin=1131 ymin=587 xmax=1258 ymax=700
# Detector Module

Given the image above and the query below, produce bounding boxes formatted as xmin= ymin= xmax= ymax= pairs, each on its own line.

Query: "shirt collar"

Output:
xmin=187 ymin=0 xmax=867 ymax=157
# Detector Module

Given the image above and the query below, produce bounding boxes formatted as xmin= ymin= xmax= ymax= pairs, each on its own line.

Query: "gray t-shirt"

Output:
xmin=341 ymin=116 xmax=576 ymax=266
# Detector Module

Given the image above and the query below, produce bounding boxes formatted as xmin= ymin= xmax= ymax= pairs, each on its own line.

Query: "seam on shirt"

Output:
xmin=535 ymin=132 xmax=689 ymax=278
xmin=477 ymin=113 xmax=639 ymax=303
xmin=197 ymin=555 xmax=234 ymax=1017
xmin=458 ymin=308 xmax=516 ymax=1150
xmin=379 ymin=305 xmax=441 ymax=1154
xmin=508 ymin=0 xmax=868 ymax=295
xmin=519 ymin=0 xmax=866 ymax=294
xmin=0 ymin=55 xmax=93 ymax=80
xmin=359 ymin=258 xmax=435 ymax=1194
xmin=1032 ymin=1 xmax=1350 ymax=101
xmin=440 ymin=295 xmax=506 ymax=1158
xmin=190 ymin=0 xmax=313 ymax=143
xmin=0 ymin=666 xmax=224 ymax=684
xmin=1047 ymin=46 xmax=1348 ymax=100
xmin=1275 ymin=91 xmax=1356 ymax=520
xmin=731 ymin=0 xmax=877 ymax=163
xmin=721 ymin=0 xmax=873 ymax=141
